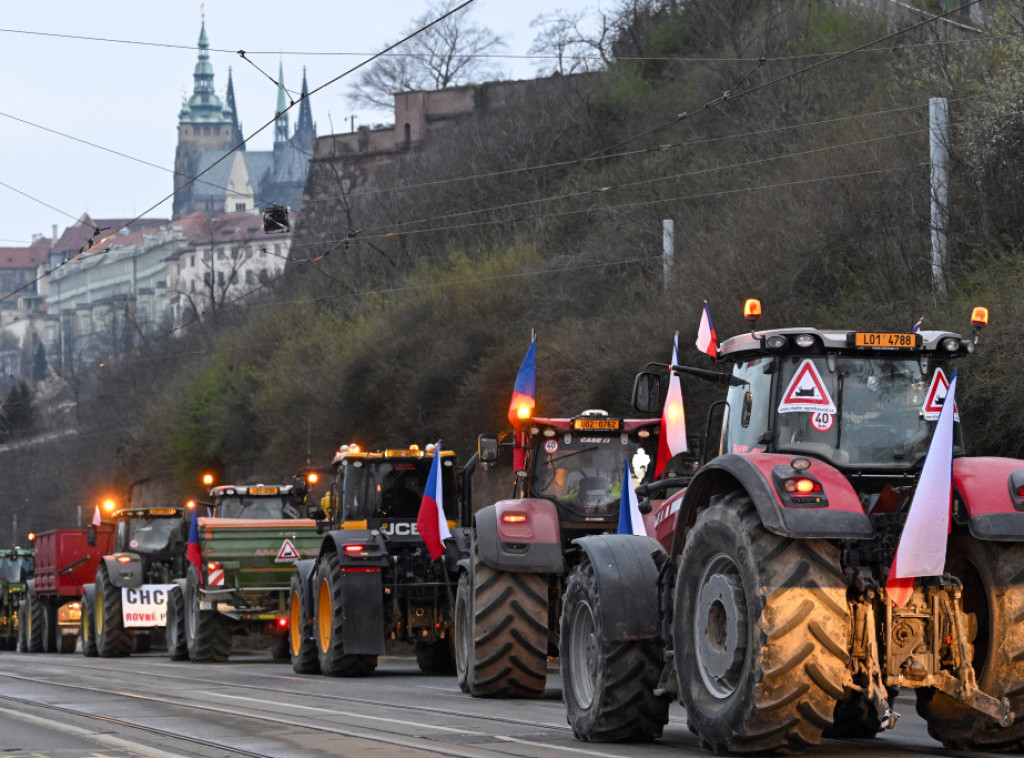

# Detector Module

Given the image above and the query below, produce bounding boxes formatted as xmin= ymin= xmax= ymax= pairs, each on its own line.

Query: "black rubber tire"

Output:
xmin=24 ymin=589 xmax=43 ymax=653
xmin=416 ymin=639 xmax=456 ymax=674
xmin=17 ymin=600 xmax=27 ymax=652
xmin=165 ymin=585 xmax=188 ymax=661
xmin=289 ymin=574 xmax=319 ymax=674
xmin=80 ymin=594 xmax=98 ymax=657
xmin=134 ymin=632 xmax=152 ymax=654
xmin=184 ymin=565 xmax=231 ymax=662
xmin=455 ymin=571 xmax=472 ymax=692
xmin=467 ymin=542 xmax=548 ymax=698
xmin=270 ymin=633 xmax=290 ymax=660
xmin=675 ymin=493 xmax=851 ymax=754
xmin=315 ymin=551 xmax=377 ymax=677
xmin=95 ymin=564 xmax=134 ymax=657
xmin=41 ymin=602 xmax=58 ymax=653
xmin=561 ymin=554 xmax=669 ymax=741
xmin=916 ymin=535 xmax=1024 ymax=751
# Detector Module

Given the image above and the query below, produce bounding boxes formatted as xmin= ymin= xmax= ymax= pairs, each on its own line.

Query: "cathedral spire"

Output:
xmin=226 ymin=66 xmax=245 ymax=150
xmin=294 ymin=67 xmax=316 ymax=153
xmin=274 ymin=61 xmax=289 ymax=148
xmin=178 ymin=18 xmax=231 ymax=126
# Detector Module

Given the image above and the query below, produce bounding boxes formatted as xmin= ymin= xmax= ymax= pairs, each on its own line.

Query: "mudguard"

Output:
xmin=319 ymin=531 xmax=386 ymax=655
xmin=475 ymin=499 xmax=565 ymax=573
xmin=292 ymin=558 xmax=316 ymax=625
xmin=677 ymin=453 xmax=872 ymax=548
xmin=573 ymin=534 xmax=667 ymax=641
xmin=101 ymin=554 xmax=143 ymax=588
xmin=955 ymin=457 xmax=1024 ymax=541
xmin=81 ymin=582 xmax=96 ymax=609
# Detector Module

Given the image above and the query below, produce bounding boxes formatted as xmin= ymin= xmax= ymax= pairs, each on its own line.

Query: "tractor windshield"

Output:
xmin=773 ymin=355 xmax=961 ymax=467
xmin=533 ymin=436 xmax=653 ymax=517
xmin=215 ymin=496 xmax=298 ymax=519
xmin=126 ymin=516 xmax=185 ymax=553
xmin=340 ymin=457 xmax=458 ymax=522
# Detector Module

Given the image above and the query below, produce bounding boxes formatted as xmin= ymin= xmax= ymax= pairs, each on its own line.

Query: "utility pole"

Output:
xmin=930 ymin=97 xmax=950 ymax=293
xmin=662 ymin=219 xmax=675 ymax=297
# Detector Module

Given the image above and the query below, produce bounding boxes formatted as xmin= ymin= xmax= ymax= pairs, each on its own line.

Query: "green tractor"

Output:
xmin=0 ymin=546 xmax=33 ymax=650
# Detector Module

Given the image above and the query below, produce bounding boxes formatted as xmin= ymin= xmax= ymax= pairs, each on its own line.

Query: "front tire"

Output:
xmin=455 ymin=571 xmax=472 ymax=692
xmin=675 ymin=493 xmax=851 ymax=754
xmin=289 ymin=573 xmax=319 ymax=673
xmin=165 ymin=585 xmax=188 ymax=661
xmin=80 ymin=593 xmax=98 ymax=657
xmin=466 ymin=542 xmax=548 ymax=697
xmin=916 ymin=535 xmax=1024 ymax=750
xmin=24 ymin=589 xmax=43 ymax=653
xmin=184 ymin=565 xmax=231 ymax=662
xmin=315 ymin=551 xmax=376 ymax=676
xmin=561 ymin=552 xmax=669 ymax=741
xmin=95 ymin=564 xmax=134 ymax=657
xmin=416 ymin=639 xmax=455 ymax=674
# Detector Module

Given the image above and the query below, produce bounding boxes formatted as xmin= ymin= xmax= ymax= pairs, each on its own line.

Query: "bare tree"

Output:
xmin=529 ymin=9 xmax=611 ymax=76
xmin=347 ymin=0 xmax=507 ymax=110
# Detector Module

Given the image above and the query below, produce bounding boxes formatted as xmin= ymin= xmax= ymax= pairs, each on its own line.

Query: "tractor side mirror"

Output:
xmin=263 ymin=204 xmax=290 ymax=234
xmin=632 ymin=372 xmax=662 ymax=414
xmin=87 ymin=525 xmax=96 ymax=547
xmin=478 ymin=434 xmax=499 ymax=464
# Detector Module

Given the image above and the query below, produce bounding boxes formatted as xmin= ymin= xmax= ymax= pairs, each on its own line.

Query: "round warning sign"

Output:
xmin=544 ymin=439 xmax=559 ymax=454
xmin=810 ymin=412 xmax=834 ymax=432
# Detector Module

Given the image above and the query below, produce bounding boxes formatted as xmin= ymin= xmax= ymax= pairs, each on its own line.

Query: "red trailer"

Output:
xmin=22 ymin=528 xmax=113 ymax=653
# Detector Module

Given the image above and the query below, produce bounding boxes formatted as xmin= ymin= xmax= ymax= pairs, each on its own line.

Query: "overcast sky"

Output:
xmin=0 ymin=1 xmax=602 ymax=245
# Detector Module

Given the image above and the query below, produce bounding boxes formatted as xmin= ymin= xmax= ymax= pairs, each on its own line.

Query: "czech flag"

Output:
xmin=655 ymin=332 xmax=687 ymax=478
xmin=886 ymin=370 xmax=957 ymax=607
xmin=617 ymin=458 xmax=648 ymax=536
xmin=508 ymin=334 xmax=537 ymax=426
xmin=912 ymin=316 xmax=924 ymax=333
xmin=417 ymin=442 xmax=452 ymax=560
xmin=187 ymin=514 xmax=203 ymax=588
xmin=696 ymin=300 xmax=717 ymax=358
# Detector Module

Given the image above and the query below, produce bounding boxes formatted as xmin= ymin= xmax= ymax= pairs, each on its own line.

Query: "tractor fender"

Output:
xmin=292 ymin=558 xmax=316 ymax=623
xmin=319 ymin=532 xmax=385 ymax=656
xmin=572 ymin=534 xmax=667 ymax=642
xmin=81 ymin=582 xmax=96 ymax=608
xmin=475 ymin=499 xmax=565 ymax=574
xmin=677 ymin=454 xmax=872 ymax=549
xmin=955 ymin=457 xmax=1024 ymax=540
xmin=101 ymin=554 xmax=143 ymax=589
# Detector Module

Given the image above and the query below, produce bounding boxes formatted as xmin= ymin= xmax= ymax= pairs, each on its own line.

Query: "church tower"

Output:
xmin=173 ymin=19 xmax=236 ymax=218
xmin=294 ymin=68 xmax=317 ymax=154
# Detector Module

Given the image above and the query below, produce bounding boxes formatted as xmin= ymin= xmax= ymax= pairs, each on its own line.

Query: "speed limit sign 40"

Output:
xmin=810 ymin=412 xmax=834 ymax=432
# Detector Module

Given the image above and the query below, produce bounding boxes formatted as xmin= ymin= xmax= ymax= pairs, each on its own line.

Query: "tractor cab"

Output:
xmin=522 ymin=411 xmax=659 ymax=522
xmin=330 ymin=444 xmax=459 ymax=530
xmin=208 ymin=483 xmax=310 ymax=519
xmin=112 ymin=506 xmax=187 ymax=559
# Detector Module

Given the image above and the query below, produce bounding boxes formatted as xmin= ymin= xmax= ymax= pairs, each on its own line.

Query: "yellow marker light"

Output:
xmin=186 ymin=500 xmax=196 ymax=510
xmin=102 ymin=499 xmax=117 ymax=513
xmin=27 ymin=532 xmax=35 ymax=542
xmin=201 ymin=473 xmax=215 ymax=487
xmin=971 ymin=306 xmax=989 ymax=327
xmin=307 ymin=472 xmax=319 ymax=485
xmin=744 ymin=299 xmax=762 ymax=320
xmin=516 ymin=405 xmax=532 ymax=420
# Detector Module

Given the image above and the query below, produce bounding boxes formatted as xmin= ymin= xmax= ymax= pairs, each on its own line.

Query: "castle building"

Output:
xmin=172 ymin=20 xmax=316 ymax=218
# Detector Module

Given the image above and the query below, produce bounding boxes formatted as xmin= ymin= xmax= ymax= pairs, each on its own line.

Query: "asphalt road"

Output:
xmin=0 ymin=648 xmax=1004 ymax=758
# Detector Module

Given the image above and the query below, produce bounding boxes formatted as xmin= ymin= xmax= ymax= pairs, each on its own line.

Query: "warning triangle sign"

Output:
xmin=779 ymin=359 xmax=837 ymax=414
xmin=275 ymin=538 xmax=301 ymax=562
xmin=922 ymin=368 xmax=960 ymax=421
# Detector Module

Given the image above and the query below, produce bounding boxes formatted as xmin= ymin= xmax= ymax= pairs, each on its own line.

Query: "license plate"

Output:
xmin=573 ymin=418 xmax=621 ymax=431
xmin=853 ymin=332 xmax=917 ymax=349
xmin=248 ymin=486 xmax=279 ymax=495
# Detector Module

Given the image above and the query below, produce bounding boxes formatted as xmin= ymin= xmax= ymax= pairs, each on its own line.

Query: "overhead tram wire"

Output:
xmin=0 ymin=0 xmax=480 ymax=309
xmin=349 ymin=0 xmax=983 ymax=244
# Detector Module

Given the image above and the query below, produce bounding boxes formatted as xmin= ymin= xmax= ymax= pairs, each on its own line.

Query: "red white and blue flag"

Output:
xmin=508 ymin=333 xmax=537 ymax=426
xmin=417 ymin=442 xmax=452 ymax=560
xmin=655 ymin=332 xmax=687 ymax=478
xmin=617 ymin=458 xmax=648 ymax=536
xmin=696 ymin=300 xmax=718 ymax=358
xmin=91 ymin=505 xmax=102 ymax=527
xmin=187 ymin=513 xmax=203 ymax=588
xmin=912 ymin=316 xmax=924 ymax=333
xmin=886 ymin=370 xmax=957 ymax=607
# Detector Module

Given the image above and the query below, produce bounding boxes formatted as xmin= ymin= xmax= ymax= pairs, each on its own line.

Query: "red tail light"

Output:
xmin=277 ymin=617 xmax=289 ymax=629
xmin=784 ymin=478 xmax=820 ymax=494
xmin=501 ymin=513 xmax=528 ymax=524
xmin=344 ymin=544 xmax=365 ymax=555
xmin=116 ymin=555 xmax=132 ymax=563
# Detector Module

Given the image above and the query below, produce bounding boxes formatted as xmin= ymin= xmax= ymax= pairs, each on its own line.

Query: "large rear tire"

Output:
xmin=184 ymin=565 xmax=231 ymax=662
xmin=17 ymin=600 xmax=29 ymax=652
xmin=315 ymin=551 xmax=377 ymax=676
xmin=561 ymin=553 xmax=669 ymax=741
xmin=289 ymin=573 xmax=319 ymax=673
xmin=455 ymin=571 xmax=472 ymax=692
xmin=165 ymin=585 xmax=188 ymax=661
xmin=24 ymin=589 xmax=43 ymax=653
xmin=916 ymin=535 xmax=1024 ymax=750
xmin=675 ymin=493 xmax=851 ymax=754
xmin=80 ymin=593 xmax=98 ymax=657
xmin=467 ymin=542 xmax=548 ymax=698
xmin=41 ymin=602 xmax=58 ymax=653
xmin=95 ymin=564 xmax=134 ymax=657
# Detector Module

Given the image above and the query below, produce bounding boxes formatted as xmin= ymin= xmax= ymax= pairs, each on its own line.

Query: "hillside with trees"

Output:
xmin=4 ymin=0 xmax=1024 ymax=542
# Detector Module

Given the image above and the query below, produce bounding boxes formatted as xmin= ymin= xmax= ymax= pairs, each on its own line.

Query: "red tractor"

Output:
xmin=560 ymin=304 xmax=1024 ymax=753
xmin=456 ymin=410 xmax=660 ymax=697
